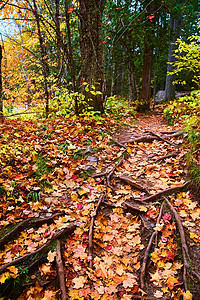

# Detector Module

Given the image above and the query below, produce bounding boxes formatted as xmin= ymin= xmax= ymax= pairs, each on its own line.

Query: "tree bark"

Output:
xmin=79 ymin=0 xmax=105 ymax=113
xmin=137 ymin=40 xmax=153 ymax=112
xmin=165 ymin=15 xmax=181 ymax=100
xmin=65 ymin=0 xmax=79 ymax=115
xmin=0 ymin=45 xmax=3 ymax=118
xmin=32 ymin=0 xmax=50 ymax=116
xmin=55 ymin=0 xmax=62 ymax=91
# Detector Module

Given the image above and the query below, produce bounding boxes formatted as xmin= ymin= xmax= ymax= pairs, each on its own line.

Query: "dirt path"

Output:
xmin=0 ymin=111 xmax=199 ymax=299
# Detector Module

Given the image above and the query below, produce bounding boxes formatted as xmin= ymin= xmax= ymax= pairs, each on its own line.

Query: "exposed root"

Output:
xmin=56 ymin=240 xmax=68 ymax=300
xmin=154 ymin=152 xmax=177 ymax=163
xmin=111 ymin=138 xmax=127 ymax=149
xmin=0 ymin=212 xmax=64 ymax=247
xmin=117 ymin=175 xmax=150 ymax=195
xmin=139 ymin=181 xmax=191 ymax=202
xmin=140 ymin=201 xmax=164 ymax=289
xmin=88 ymin=194 xmax=105 ymax=268
xmin=164 ymin=197 xmax=200 ymax=290
xmin=0 ymin=223 xmax=76 ymax=274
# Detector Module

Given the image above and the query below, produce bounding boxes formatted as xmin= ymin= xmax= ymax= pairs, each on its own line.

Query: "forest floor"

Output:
xmin=0 ymin=105 xmax=199 ymax=300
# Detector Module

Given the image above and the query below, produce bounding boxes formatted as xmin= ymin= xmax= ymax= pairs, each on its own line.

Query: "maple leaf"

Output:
xmin=183 ymin=290 xmax=193 ymax=300
xmin=149 ymin=270 xmax=162 ymax=286
xmin=40 ymin=264 xmax=52 ymax=276
xmin=47 ymin=251 xmax=56 ymax=263
xmin=123 ymin=274 xmax=137 ymax=288
xmin=0 ymin=272 xmax=10 ymax=284
xmin=72 ymin=276 xmax=86 ymax=289
xmin=42 ymin=290 xmax=57 ymax=300
xmin=154 ymin=290 xmax=163 ymax=298
xmin=166 ymin=276 xmax=178 ymax=290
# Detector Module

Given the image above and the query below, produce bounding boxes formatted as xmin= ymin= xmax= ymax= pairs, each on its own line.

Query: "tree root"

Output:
xmin=154 ymin=152 xmax=177 ymax=163
xmin=88 ymin=194 xmax=105 ymax=268
xmin=139 ymin=181 xmax=191 ymax=203
xmin=106 ymin=156 xmax=125 ymax=190
xmin=56 ymin=240 xmax=68 ymax=300
xmin=140 ymin=200 xmax=164 ymax=289
xmin=0 ymin=212 xmax=64 ymax=247
xmin=117 ymin=175 xmax=150 ymax=195
xmin=0 ymin=223 xmax=76 ymax=274
xmin=164 ymin=197 xmax=200 ymax=290
xmin=111 ymin=138 xmax=127 ymax=149
xmin=146 ymin=130 xmax=176 ymax=147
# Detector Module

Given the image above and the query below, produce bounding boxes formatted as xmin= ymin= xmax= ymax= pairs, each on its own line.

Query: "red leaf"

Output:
xmin=77 ymin=203 xmax=83 ymax=210
xmin=104 ymin=245 xmax=112 ymax=251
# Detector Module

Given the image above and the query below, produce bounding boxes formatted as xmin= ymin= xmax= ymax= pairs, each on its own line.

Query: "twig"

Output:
xmin=139 ymin=181 xmax=191 ymax=203
xmin=56 ymin=240 xmax=68 ymax=300
xmin=0 ymin=224 xmax=76 ymax=274
xmin=88 ymin=194 xmax=105 ymax=268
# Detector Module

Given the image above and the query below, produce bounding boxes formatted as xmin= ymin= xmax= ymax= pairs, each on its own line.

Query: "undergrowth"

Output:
xmin=164 ymin=91 xmax=200 ymax=186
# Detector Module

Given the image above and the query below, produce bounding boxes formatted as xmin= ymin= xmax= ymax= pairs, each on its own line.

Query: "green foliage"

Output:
xmin=164 ymin=93 xmax=200 ymax=185
xmin=105 ymin=95 xmax=136 ymax=120
xmin=170 ymin=20 xmax=200 ymax=88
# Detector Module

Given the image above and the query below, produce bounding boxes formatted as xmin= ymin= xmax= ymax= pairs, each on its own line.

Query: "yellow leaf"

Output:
xmin=157 ymin=260 xmax=165 ymax=269
xmin=183 ymin=290 xmax=193 ymax=300
xmin=139 ymin=205 xmax=147 ymax=212
xmin=189 ymin=232 xmax=198 ymax=242
xmin=0 ymin=272 xmax=10 ymax=284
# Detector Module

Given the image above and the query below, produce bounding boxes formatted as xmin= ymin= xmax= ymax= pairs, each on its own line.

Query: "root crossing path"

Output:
xmin=0 ymin=111 xmax=199 ymax=300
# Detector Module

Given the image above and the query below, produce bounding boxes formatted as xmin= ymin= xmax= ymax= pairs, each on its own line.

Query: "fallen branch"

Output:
xmin=0 ymin=223 xmax=76 ymax=274
xmin=56 ymin=240 xmax=68 ymax=300
xmin=88 ymin=194 xmax=105 ymax=268
xmin=164 ymin=197 xmax=200 ymax=289
xmin=140 ymin=201 xmax=164 ymax=289
xmin=117 ymin=175 xmax=150 ymax=195
xmin=0 ymin=212 xmax=64 ymax=247
xmin=139 ymin=181 xmax=191 ymax=203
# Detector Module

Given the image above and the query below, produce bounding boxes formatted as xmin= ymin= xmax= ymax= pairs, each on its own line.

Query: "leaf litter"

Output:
xmin=0 ymin=109 xmax=199 ymax=299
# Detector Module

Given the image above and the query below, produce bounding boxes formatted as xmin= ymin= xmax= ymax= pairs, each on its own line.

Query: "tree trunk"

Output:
xmin=55 ymin=0 xmax=62 ymax=91
xmin=64 ymin=0 xmax=78 ymax=115
xmin=33 ymin=0 xmax=50 ymax=116
xmin=128 ymin=61 xmax=135 ymax=105
xmin=0 ymin=45 xmax=3 ymax=119
xmin=79 ymin=0 xmax=105 ymax=113
xmin=137 ymin=41 xmax=153 ymax=112
xmin=165 ymin=15 xmax=181 ymax=100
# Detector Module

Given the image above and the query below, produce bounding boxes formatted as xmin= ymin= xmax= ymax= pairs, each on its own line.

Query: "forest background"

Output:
xmin=0 ymin=0 xmax=199 ymax=117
